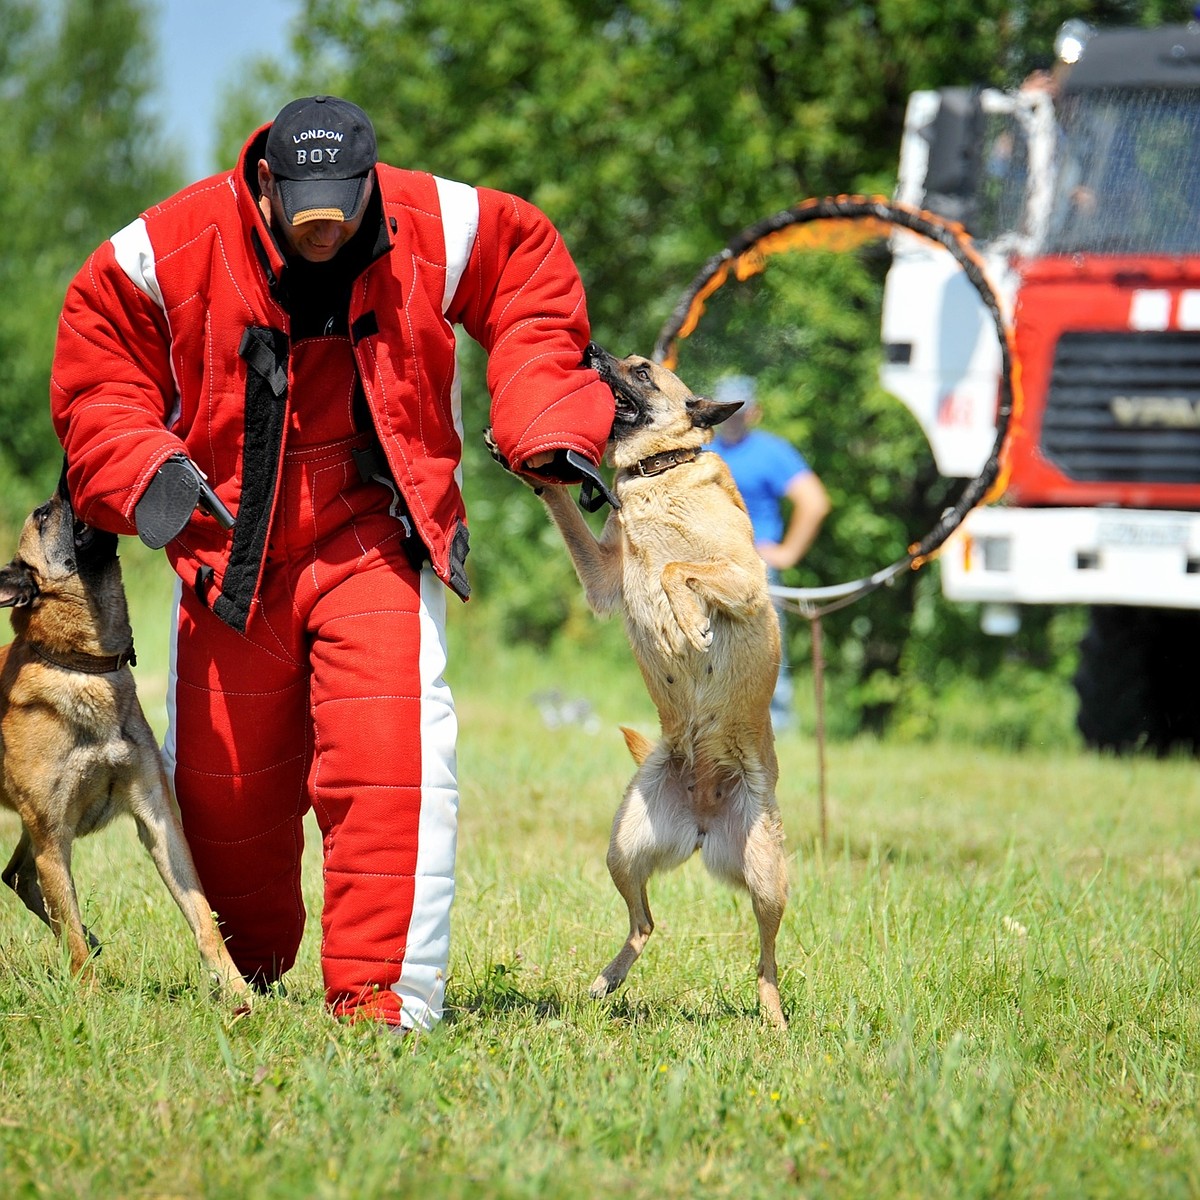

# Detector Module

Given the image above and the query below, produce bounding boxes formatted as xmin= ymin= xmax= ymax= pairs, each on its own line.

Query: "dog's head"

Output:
xmin=584 ymin=343 xmax=742 ymax=468
xmin=0 ymin=475 xmax=119 ymax=616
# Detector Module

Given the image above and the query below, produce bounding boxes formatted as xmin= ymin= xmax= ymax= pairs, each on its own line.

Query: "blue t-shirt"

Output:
xmin=710 ymin=431 xmax=811 ymax=544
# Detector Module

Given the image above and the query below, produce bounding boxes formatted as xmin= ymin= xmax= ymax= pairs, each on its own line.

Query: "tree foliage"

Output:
xmin=0 ymin=0 xmax=180 ymax=505
xmin=273 ymin=0 xmax=1196 ymax=734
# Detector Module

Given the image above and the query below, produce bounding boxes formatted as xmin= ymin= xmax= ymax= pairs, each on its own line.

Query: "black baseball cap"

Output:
xmin=264 ymin=95 xmax=378 ymax=225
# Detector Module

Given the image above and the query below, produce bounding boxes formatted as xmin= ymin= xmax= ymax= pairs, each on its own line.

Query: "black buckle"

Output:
xmin=564 ymin=450 xmax=620 ymax=512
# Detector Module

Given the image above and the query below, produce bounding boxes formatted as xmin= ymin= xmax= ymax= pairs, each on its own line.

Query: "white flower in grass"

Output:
xmin=1002 ymin=915 xmax=1028 ymax=938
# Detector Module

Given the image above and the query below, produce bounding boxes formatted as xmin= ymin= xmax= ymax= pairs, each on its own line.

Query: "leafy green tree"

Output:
xmin=251 ymin=0 xmax=1195 ymax=735
xmin=0 ymin=0 xmax=181 ymax=509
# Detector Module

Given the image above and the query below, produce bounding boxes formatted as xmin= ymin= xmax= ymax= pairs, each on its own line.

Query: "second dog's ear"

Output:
xmin=687 ymin=396 xmax=742 ymax=429
xmin=0 ymin=563 xmax=37 ymax=609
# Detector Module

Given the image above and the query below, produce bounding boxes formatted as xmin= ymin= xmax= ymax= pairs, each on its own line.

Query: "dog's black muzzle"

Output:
xmin=582 ymin=341 xmax=615 ymax=378
xmin=55 ymin=461 xmax=117 ymax=569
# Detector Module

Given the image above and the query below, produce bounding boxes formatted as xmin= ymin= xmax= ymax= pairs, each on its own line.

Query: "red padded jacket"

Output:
xmin=51 ymin=122 xmax=613 ymax=630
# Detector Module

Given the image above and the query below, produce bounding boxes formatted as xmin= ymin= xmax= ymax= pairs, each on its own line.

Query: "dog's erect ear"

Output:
xmin=0 ymin=562 xmax=37 ymax=609
xmin=687 ymin=396 xmax=743 ymax=429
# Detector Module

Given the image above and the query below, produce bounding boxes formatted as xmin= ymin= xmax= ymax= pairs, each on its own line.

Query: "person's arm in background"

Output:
xmin=758 ymin=470 xmax=831 ymax=571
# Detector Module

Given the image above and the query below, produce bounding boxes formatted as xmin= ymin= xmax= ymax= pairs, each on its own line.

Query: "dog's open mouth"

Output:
xmin=72 ymin=518 xmax=118 ymax=568
xmin=72 ymin=518 xmax=95 ymax=556
xmin=612 ymin=386 xmax=642 ymax=426
xmin=583 ymin=343 xmax=644 ymax=431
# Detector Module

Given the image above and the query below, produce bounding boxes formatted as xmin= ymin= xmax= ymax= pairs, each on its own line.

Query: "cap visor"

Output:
xmin=277 ymin=175 xmax=368 ymax=225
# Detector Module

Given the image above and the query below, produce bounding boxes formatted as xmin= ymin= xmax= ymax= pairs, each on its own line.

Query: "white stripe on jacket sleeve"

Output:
xmin=110 ymin=217 xmax=166 ymax=311
xmin=435 ymin=176 xmax=480 ymax=314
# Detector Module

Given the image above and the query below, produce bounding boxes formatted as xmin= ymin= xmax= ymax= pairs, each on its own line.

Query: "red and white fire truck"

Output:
xmin=882 ymin=20 xmax=1200 ymax=752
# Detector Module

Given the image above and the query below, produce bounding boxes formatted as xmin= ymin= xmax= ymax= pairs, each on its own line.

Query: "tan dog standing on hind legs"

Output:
xmin=526 ymin=343 xmax=790 ymax=1029
xmin=0 ymin=476 xmax=247 ymax=996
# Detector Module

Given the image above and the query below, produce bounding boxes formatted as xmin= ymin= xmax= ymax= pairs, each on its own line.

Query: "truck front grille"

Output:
xmin=1042 ymin=331 xmax=1200 ymax=484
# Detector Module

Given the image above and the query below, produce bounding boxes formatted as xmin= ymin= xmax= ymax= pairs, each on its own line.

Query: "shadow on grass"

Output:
xmin=447 ymin=959 xmax=567 ymax=1020
xmin=447 ymin=960 xmax=760 ymax=1028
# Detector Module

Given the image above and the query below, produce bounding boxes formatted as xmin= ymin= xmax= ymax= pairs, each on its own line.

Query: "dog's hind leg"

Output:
xmin=590 ymin=764 xmax=696 ymax=1001
xmin=589 ymin=867 xmax=654 ymax=1002
xmin=703 ymin=801 xmax=789 ymax=1030
xmin=743 ymin=810 xmax=789 ymax=1031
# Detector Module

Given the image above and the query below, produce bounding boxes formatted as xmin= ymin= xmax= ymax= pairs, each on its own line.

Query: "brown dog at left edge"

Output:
xmin=0 ymin=476 xmax=248 ymax=997
xmin=501 ymin=345 xmax=790 ymax=1030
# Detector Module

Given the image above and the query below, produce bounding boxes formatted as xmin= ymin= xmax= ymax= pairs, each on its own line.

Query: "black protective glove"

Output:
xmin=135 ymin=455 xmax=236 ymax=549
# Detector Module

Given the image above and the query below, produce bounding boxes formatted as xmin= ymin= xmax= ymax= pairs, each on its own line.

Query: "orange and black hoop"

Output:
xmin=654 ymin=194 xmax=1022 ymax=616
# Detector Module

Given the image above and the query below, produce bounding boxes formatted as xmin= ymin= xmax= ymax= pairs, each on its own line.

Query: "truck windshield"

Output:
xmin=1046 ymin=89 xmax=1200 ymax=255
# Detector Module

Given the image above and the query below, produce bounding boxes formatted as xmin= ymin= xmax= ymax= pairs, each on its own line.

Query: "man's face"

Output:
xmin=257 ymin=162 xmax=373 ymax=263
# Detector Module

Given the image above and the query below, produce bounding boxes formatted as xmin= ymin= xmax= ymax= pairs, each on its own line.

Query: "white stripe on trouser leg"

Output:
xmin=392 ymin=565 xmax=459 ymax=1030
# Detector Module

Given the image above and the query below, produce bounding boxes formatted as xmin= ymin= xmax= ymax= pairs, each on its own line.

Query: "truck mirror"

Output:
xmin=920 ymin=87 xmax=986 ymax=227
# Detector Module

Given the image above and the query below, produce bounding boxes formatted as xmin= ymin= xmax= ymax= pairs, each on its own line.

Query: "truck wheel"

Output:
xmin=1148 ymin=609 xmax=1200 ymax=754
xmin=1074 ymin=606 xmax=1200 ymax=756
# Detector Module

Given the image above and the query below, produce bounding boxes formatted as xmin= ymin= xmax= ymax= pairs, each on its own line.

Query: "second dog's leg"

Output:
xmin=3 ymin=828 xmax=51 ymax=929
xmin=25 ymin=833 xmax=94 ymax=973
xmin=5 ymin=828 xmax=102 ymax=961
xmin=131 ymin=768 xmax=249 ymax=995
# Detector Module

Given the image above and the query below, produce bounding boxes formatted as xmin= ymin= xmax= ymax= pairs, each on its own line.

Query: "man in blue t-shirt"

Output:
xmin=710 ymin=375 xmax=831 ymax=732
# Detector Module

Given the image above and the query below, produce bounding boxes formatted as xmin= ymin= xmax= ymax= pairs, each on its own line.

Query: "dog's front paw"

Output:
xmin=589 ymin=972 xmax=620 ymax=1000
xmin=483 ymin=427 xmax=518 ymax=476
xmin=210 ymin=969 xmax=253 ymax=1005
xmin=682 ymin=618 xmax=713 ymax=653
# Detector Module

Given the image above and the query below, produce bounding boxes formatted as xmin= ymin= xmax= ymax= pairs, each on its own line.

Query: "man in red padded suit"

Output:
xmin=50 ymin=95 xmax=614 ymax=1030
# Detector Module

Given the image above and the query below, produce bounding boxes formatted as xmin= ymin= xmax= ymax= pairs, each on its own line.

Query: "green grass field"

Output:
xmin=2 ymin=546 xmax=1200 ymax=1198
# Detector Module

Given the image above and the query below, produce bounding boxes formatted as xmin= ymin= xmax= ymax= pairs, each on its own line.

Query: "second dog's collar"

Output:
xmin=30 ymin=642 xmax=137 ymax=674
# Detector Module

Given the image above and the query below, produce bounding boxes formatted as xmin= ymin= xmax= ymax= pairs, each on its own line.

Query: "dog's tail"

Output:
xmin=619 ymin=726 xmax=655 ymax=765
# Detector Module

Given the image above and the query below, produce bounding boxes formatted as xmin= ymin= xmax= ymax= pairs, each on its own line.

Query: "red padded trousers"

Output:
xmin=162 ymin=338 xmax=458 ymax=1029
